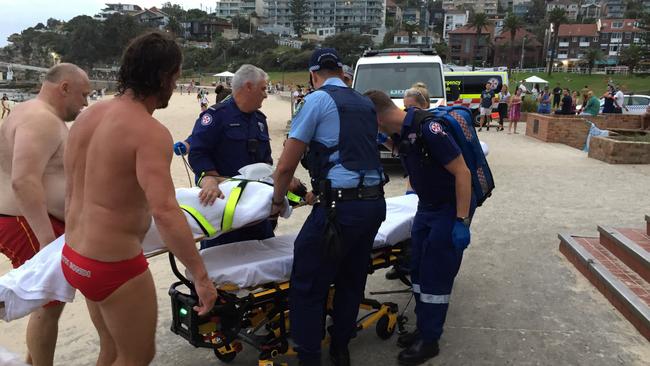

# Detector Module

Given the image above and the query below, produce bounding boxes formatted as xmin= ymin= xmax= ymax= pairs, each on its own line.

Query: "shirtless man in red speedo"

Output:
xmin=62 ymin=31 xmax=216 ymax=365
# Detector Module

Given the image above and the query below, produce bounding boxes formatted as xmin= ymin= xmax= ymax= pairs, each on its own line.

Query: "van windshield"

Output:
xmin=354 ymin=63 xmax=445 ymax=99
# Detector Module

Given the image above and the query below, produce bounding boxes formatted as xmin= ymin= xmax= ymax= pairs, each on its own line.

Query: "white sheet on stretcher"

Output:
xmin=0 ymin=194 xmax=419 ymax=321
xmin=373 ymin=194 xmax=419 ymax=249
xmin=186 ymin=235 xmax=297 ymax=288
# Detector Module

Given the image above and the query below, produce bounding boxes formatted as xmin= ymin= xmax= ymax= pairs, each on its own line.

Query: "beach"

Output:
xmin=1 ymin=92 xmax=649 ymax=365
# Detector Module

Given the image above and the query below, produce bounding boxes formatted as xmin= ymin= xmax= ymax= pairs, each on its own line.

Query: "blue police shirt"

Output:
xmin=400 ymin=108 xmax=461 ymax=206
xmin=289 ymin=78 xmax=381 ymax=188
xmin=188 ymin=97 xmax=272 ymax=180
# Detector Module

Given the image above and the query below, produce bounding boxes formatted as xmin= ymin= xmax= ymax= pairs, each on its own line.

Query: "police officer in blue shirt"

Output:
xmin=271 ymin=48 xmax=386 ymax=366
xmin=365 ymin=90 xmax=474 ymax=365
xmin=188 ymin=64 xmax=274 ymax=248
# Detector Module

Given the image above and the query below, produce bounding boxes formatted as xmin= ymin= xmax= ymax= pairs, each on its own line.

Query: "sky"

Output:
xmin=0 ymin=0 xmax=210 ymax=47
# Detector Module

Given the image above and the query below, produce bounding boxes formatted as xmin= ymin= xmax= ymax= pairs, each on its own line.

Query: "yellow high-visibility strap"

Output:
xmin=221 ymin=181 xmax=248 ymax=232
xmin=286 ymin=191 xmax=301 ymax=205
xmin=179 ymin=204 xmax=217 ymax=237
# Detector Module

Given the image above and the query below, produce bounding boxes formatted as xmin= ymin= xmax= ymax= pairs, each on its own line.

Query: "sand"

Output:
xmin=1 ymin=92 xmax=649 ymax=365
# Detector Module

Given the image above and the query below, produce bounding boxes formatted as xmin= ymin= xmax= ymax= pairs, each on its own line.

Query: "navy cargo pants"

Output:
xmin=290 ymin=198 xmax=386 ymax=363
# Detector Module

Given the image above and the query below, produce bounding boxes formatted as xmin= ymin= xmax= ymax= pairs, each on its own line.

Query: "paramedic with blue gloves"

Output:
xmin=188 ymin=64 xmax=274 ymax=249
xmin=271 ymin=48 xmax=386 ymax=366
xmin=365 ymin=90 xmax=474 ymax=366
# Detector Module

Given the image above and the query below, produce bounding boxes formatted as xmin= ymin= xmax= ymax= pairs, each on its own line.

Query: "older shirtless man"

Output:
xmin=0 ymin=63 xmax=89 ymax=365
xmin=62 ymin=31 xmax=216 ymax=365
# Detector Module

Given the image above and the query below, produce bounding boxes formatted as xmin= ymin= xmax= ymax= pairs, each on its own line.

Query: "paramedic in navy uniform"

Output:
xmin=188 ymin=64 xmax=274 ymax=249
xmin=271 ymin=48 xmax=386 ymax=366
xmin=365 ymin=90 xmax=474 ymax=365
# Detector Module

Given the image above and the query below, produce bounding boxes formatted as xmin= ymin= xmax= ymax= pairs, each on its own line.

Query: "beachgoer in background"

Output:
xmin=602 ymin=85 xmax=616 ymax=113
xmin=509 ymin=88 xmax=522 ymax=134
xmin=555 ymin=88 xmax=573 ymax=115
xmin=580 ymin=91 xmax=600 ymax=116
xmin=478 ymin=82 xmax=495 ymax=131
xmin=497 ymin=85 xmax=510 ymax=132
xmin=342 ymin=65 xmax=354 ymax=87
xmin=537 ymin=86 xmax=551 ymax=114
xmin=214 ymin=84 xmax=232 ymax=104
xmin=552 ymin=82 xmax=562 ymax=109
xmin=1 ymin=94 xmax=10 ymax=118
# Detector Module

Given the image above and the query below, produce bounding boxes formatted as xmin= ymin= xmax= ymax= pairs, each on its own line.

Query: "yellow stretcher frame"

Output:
xmin=167 ymin=240 xmax=410 ymax=364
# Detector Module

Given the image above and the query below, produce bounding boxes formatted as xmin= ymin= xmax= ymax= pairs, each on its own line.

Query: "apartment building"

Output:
xmin=132 ymin=7 xmax=169 ymax=30
xmin=598 ymin=18 xmax=643 ymax=64
xmin=492 ymin=28 xmax=542 ymax=68
xmin=580 ymin=1 xmax=602 ymax=20
xmin=448 ymin=24 xmax=495 ymax=66
xmin=601 ymin=0 xmax=626 ymax=18
xmin=555 ymin=23 xmax=599 ymax=62
xmin=442 ymin=0 xmax=498 ymax=16
xmin=443 ymin=10 xmax=469 ymax=41
xmin=214 ymin=0 xmax=262 ymax=18
xmin=546 ymin=0 xmax=580 ymax=21
xmin=94 ymin=3 xmax=142 ymax=21
xmin=262 ymin=0 xmax=386 ymax=35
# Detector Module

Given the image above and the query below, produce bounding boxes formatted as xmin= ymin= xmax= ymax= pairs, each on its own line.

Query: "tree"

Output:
xmin=620 ymin=45 xmax=642 ymax=74
xmin=186 ymin=8 xmax=209 ymax=21
xmin=467 ymin=12 xmax=489 ymax=71
xmin=546 ymin=8 xmax=567 ymax=76
xmin=99 ymin=14 xmax=143 ymax=61
xmin=161 ymin=2 xmax=186 ymax=20
xmin=166 ymin=17 xmax=183 ymax=36
xmin=581 ymin=48 xmax=603 ymax=75
xmin=64 ymin=16 xmax=103 ymax=67
xmin=323 ymin=32 xmax=374 ymax=66
xmin=290 ymin=0 xmax=309 ymax=37
xmin=433 ymin=42 xmax=449 ymax=62
xmin=46 ymin=18 xmax=62 ymax=30
xmin=624 ymin=0 xmax=644 ymax=18
xmin=502 ymin=12 xmax=523 ymax=73
xmin=403 ymin=21 xmax=419 ymax=45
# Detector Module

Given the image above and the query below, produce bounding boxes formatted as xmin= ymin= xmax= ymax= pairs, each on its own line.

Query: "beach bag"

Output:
xmin=414 ymin=106 xmax=495 ymax=207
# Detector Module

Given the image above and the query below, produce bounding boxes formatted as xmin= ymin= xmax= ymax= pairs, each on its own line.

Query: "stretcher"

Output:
xmin=167 ymin=195 xmax=418 ymax=364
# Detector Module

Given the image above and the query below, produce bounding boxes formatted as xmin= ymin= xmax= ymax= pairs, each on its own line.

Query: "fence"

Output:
xmin=511 ymin=66 xmax=630 ymax=75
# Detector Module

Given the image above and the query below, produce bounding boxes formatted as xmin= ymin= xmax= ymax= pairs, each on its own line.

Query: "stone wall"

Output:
xmin=525 ymin=113 xmax=645 ymax=150
xmin=589 ymin=137 xmax=650 ymax=164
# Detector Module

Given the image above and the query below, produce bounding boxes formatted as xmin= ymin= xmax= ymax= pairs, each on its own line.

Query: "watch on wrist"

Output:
xmin=456 ymin=216 xmax=471 ymax=226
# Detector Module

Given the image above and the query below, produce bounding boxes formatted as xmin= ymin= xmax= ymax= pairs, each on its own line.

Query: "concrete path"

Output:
xmin=1 ymin=95 xmax=648 ymax=365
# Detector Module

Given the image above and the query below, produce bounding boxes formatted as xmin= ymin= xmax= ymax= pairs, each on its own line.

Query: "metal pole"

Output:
xmin=520 ymin=36 xmax=526 ymax=69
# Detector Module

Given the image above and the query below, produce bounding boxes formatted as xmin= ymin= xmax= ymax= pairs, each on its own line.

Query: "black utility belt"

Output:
xmin=320 ymin=185 xmax=384 ymax=202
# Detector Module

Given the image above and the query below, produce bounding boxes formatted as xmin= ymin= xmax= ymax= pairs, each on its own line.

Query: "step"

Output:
xmin=598 ymin=226 xmax=650 ymax=283
xmin=558 ymin=233 xmax=650 ymax=341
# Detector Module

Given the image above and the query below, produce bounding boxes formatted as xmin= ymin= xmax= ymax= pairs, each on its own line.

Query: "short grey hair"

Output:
xmin=232 ymin=64 xmax=268 ymax=92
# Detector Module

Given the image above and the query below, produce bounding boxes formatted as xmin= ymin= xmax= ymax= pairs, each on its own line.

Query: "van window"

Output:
xmin=354 ymin=63 xmax=445 ymax=99
xmin=461 ymin=75 xmax=502 ymax=95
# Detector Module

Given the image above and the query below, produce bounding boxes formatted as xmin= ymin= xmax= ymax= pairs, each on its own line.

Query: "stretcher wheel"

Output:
xmin=213 ymin=348 xmax=237 ymax=363
xmin=375 ymin=314 xmax=395 ymax=340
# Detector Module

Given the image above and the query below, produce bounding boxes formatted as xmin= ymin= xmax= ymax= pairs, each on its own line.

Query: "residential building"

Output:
xmin=580 ymin=0 xmax=602 ymax=20
xmin=93 ymin=3 xmax=142 ymax=21
xmin=443 ymin=10 xmax=469 ymax=41
xmin=601 ymin=0 xmax=626 ymax=18
xmin=393 ymin=31 xmax=433 ymax=46
xmin=555 ymin=23 xmax=599 ymax=63
xmin=512 ymin=0 xmax=533 ymax=17
xmin=448 ymin=24 xmax=495 ymax=66
xmin=262 ymin=0 xmax=386 ymax=35
xmin=598 ymin=18 xmax=643 ymax=64
xmin=493 ymin=28 xmax=542 ymax=67
xmin=180 ymin=18 xmax=232 ymax=40
xmin=132 ymin=8 xmax=169 ymax=30
xmin=214 ymin=0 xmax=262 ymax=18
xmin=546 ymin=0 xmax=580 ymax=21
xmin=442 ymin=0 xmax=498 ymax=15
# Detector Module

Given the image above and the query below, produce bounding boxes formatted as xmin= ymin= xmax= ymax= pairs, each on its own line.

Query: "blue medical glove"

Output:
xmin=376 ymin=132 xmax=388 ymax=144
xmin=452 ymin=221 xmax=471 ymax=251
xmin=173 ymin=141 xmax=187 ymax=156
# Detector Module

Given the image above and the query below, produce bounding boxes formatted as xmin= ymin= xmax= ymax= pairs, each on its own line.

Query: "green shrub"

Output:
xmin=521 ymin=97 xmax=538 ymax=113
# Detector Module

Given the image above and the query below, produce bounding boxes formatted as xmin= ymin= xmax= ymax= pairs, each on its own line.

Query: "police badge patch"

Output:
xmin=429 ymin=122 xmax=445 ymax=135
xmin=201 ymin=114 xmax=212 ymax=126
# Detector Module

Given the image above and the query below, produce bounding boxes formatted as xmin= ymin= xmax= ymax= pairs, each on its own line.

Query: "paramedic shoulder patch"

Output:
xmin=201 ymin=113 xmax=213 ymax=126
xmin=429 ymin=121 xmax=445 ymax=135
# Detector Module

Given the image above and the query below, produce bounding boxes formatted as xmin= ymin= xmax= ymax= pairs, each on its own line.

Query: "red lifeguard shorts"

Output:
xmin=61 ymin=243 xmax=149 ymax=302
xmin=0 ymin=214 xmax=65 ymax=268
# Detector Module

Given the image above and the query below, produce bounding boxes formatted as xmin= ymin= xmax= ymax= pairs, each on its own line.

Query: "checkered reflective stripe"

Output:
xmin=477 ymin=166 xmax=489 ymax=193
xmin=447 ymin=98 xmax=480 ymax=109
xmin=449 ymin=111 xmax=473 ymax=141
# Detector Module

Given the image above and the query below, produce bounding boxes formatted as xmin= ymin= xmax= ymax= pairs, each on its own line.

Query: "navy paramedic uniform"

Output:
xmin=289 ymin=77 xmax=386 ymax=363
xmin=399 ymin=108 xmax=476 ymax=343
xmin=188 ymin=97 xmax=274 ymax=248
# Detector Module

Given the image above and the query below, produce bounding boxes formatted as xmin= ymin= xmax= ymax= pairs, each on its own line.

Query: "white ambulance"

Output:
xmin=352 ymin=48 xmax=447 ymax=110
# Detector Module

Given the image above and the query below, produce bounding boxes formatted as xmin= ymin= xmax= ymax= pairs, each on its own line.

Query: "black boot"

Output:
xmin=397 ymin=339 xmax=439 ymax=365
xmin=329 ymin=346 xmax=350 ymax=366
xmin=396 ymin=329 xmax=419 ymax=348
